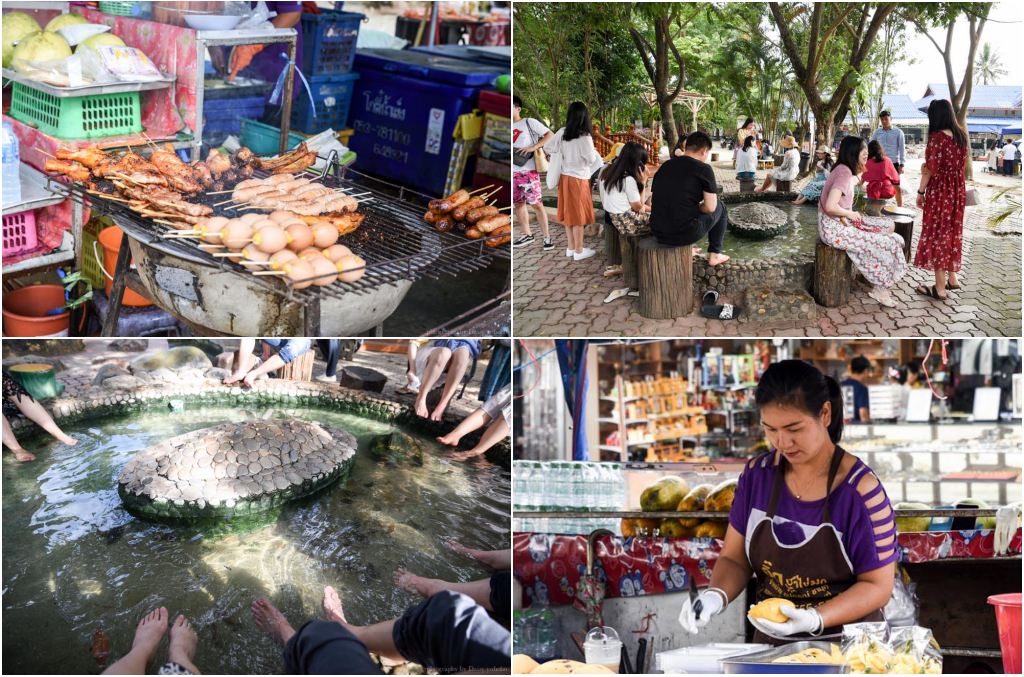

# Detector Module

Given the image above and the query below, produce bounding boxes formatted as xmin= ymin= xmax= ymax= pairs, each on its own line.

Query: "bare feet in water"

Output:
xmin=251 ymin=598 xmax=296 ymax=646
xmin=131 ymin=607 xmax=168 ymax=658
xmin=321 ymin=585 xmax=348 ymax=625
xmin=429 ymin=403 xmax=447 ymax=422
xmin=414 ymin=396 xmax=430 ymax=419
xmin=436 ymin=431 xmax=461 ymax=447
xmin=11 ymin=448 xmax=36 ymax=462
xmin=57 ymin=432 xmax=77 ymax=446
xmin=394 ymin=567 xmax=438 ymax=598
xmin=168 ymin=615 xmax=200 ymax=674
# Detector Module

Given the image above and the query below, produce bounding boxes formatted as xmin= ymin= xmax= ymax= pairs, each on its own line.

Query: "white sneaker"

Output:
xmin=573 ymin=247 xmax=596 ymax=261
xmin=566 ymin=248 xmax=575 ymax=257
xmin=315 ymin=374 xmax=337 ymax=383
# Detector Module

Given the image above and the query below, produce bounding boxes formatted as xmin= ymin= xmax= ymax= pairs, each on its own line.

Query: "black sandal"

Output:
xmin=702 ymin=290 xmax=720 ymax=307
xmin=915 ymin=285 xmax=948 ymax=300
xmin=947 ymin=279 xmax=963 ymax=290
xmin=700 ymin=303 xmax=742 ymax=320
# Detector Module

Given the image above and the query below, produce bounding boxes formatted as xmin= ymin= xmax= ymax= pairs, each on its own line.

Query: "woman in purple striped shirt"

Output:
xmin=679 ymin=360 xmax=897 ymax=644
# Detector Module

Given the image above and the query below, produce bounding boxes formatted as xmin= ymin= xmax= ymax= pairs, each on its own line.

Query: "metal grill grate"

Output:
xmin=49 ymin=159 xmax=508 ymax=307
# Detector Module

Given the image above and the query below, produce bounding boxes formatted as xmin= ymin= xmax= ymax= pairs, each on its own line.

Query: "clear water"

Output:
xmin=722 ymin=202 xmax=821 ymax=260
xmin=2 ymin=406 xmax=510 ymax=674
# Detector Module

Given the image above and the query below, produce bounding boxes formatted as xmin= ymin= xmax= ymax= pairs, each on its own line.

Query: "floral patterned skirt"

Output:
xmin=799 ymin=173 xmax=828 ymax=201
xmin=818 ymin=213 xmax=908 ymax=288
xmin=608 ymin=210 xmax=651 ymax=237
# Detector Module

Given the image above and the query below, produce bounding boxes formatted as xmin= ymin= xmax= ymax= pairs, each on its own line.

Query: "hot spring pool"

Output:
xmin=2 ymin=406 xmax=510 ymax=674
xmin=722 ymin=202 xmax=821 ymax=260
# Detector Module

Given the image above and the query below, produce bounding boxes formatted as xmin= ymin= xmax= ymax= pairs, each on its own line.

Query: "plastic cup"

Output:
xmin=988 ymin=593 xmax=1022 ymax=674
xmin=583 ymin=626 xmax=622 ymax=673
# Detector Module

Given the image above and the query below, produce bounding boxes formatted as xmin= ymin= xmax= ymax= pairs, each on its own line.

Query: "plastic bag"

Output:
xmin=78 ymin=45 xmax=163 ymax=83
xmin=841 ymin=622 xmax=892 ymax=674
xmin=889 ymin=626 xmax=942 ymax=674
xmin=13 ymin=53 xmax=87 ymax=87
xmin=233 ymin=0 xmax=275 ymax=30
xmin=56 ymin=23 xmax=111 ymax=47
xmin=882 ymin=566 xmax=918 ymax=627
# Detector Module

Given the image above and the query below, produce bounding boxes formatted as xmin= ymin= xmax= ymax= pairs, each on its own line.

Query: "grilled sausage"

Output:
xmin=477 ymin=213 xmax=510 ymax=234
xmin=452 ymin=196 xmax=485 ymax=221
xmin=428 ymin=189 xmax=470 ymax=214
xmin=433 ymin=216 xmax=454 ymax=233
xmin=465 ymin=227 xmax=482 ymax=239
xmin=485 ymin=224 xmax=511 ymax=247
xmin=424 ymin=209 xmax=439 ymax=224
xmin=466 ymin=205 xmax=499 ymax=223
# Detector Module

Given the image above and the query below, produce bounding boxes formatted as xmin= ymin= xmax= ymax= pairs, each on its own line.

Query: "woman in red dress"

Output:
xmin=913 ymin=99 xmax=967 ymax=300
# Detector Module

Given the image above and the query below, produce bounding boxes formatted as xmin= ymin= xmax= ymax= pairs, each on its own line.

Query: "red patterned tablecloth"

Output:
xmin=513 ymin=533 xmax=721 ymax=608
xmin=514 ymin=529 xmax=1023 ymax=608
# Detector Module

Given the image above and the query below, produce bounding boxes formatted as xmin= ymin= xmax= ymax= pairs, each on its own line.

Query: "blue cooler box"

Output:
xmin=349 ymin=49 xmax=505 ymax=196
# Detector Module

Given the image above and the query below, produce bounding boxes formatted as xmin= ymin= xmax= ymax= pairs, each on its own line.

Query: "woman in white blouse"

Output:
xmin=756 ymin=135 xmax=801 ymax=192
xmin=736 ymin=135 xmax=759 ymax=181
xmin=544 ymin=102 xmax=603 ymax=261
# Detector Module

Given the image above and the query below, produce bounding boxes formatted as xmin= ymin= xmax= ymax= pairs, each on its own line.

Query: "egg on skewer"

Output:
xmin=268 ymin=210 xmax=295 ymax=224
xmin=322 ymin=244 xmax=352 ymax=262
xmin=251 ymin=224 xmax=290 ymax=253
xmin=336 ymin=254 xmax=367 ymax=283
xmin=221 ymin=221 xmax=254 ymax=249
xmin=283 ymin=258 xmax=316 ymax=290
xmin=286 ymin=222 xmax=314 ymax=251
xmin=199 ymin=216 xmax=230 ymax=244
xmin=311 ymin=221 xmax=338 ymax=248
xmin=270 ymin=249 xmax=298 ymax=267
xmin=308 ymin=255 xmax=339 ymax=286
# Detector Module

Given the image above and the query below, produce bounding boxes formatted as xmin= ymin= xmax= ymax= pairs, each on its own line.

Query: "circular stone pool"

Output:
xmin=2 ymin=406 xmax=510 ymax=674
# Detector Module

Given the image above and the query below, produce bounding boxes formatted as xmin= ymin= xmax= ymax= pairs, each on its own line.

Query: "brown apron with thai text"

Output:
xmin=746 ymin=448 xmax=884 ymax=644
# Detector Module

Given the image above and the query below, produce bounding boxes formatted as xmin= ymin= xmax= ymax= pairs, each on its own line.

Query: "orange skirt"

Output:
xmin=556 ymin=174 xmax=595 ymax=226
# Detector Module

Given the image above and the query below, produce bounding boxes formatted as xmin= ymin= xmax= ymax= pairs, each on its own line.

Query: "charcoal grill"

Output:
xmin=51 ymin=152 xmax=509 ymax=335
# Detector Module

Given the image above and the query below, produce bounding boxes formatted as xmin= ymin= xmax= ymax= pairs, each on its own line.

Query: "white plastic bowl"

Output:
xmin=183 ymin=14 xmax=243 ymax=30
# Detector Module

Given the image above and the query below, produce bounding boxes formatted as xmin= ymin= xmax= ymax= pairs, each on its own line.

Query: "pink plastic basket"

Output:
xmin=2 ymin=209 xmax=39 ymax=257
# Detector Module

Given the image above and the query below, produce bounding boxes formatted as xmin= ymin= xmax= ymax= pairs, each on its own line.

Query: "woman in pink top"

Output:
xmin=817 ymin=136 xmax=907 ymax=308
xmin=863 ymin=140 xmax=902 ymax=206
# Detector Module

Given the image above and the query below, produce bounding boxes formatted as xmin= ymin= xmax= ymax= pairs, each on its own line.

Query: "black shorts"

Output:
xmin=489 ymin=571 xmax=511 ymax=621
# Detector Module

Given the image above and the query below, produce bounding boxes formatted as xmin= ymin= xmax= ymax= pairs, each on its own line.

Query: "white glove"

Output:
xmin=678 ymin=588 xmax=726 ymax=634
xmin=994 ymin=503 xmax=1021 ymax=556
xmin=747 ymin=603 xmax=823 ymax=639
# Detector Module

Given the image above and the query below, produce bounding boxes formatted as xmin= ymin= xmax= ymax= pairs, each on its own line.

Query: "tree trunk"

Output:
xmin=813 ymin=241 xmax=854 ymax=307
xmin=637 ymin=237 xmax=694 ymax=319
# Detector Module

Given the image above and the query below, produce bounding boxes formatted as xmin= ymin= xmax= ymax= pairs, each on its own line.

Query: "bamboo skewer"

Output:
xmin=251 ymin=270 xmax=288 ymax=276
xmin=467 ymin=186 xmax=490 ymax=195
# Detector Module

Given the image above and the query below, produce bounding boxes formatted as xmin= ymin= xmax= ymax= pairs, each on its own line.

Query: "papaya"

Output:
xmin=705 ymin=478 xmax=738 ymax=512
xmin=659 ymin=518 xmax=694 ymax=539
xmin=676 ymin=483 xmax=713 ymax=527
xmin=513 ymin=654 xmax=540 ymax=674
xmin=748 ymin=597 xmax=792 ymax=623
xmin=532 ymin=659 xmax=615 ymax=674
xmin=894 ymin=502 xmax=932 ymax=533
xmin=639 ymin=476 xmax=689 ymax=512
xmin=694 ymin=519 xmax=728 ymax=539
xmin=620 ymin=517 xmax=660 ymax=538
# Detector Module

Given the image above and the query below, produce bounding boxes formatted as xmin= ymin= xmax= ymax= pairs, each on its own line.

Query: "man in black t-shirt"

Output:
xmin=649 ymin=131 xmax=730 ymax=266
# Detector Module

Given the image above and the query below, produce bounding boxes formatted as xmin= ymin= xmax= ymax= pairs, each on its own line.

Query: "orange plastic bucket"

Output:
xmin=988 ymin=593 xmax=1022 ymax=673
xmin=97 ymin=225 xmax=152 ymax=307
xmin=1 ymin=284 xmax=70 ymax=336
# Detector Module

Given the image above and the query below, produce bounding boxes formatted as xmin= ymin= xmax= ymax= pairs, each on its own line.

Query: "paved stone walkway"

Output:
xmin=513 ymin=158 xmax=1021 ymax=337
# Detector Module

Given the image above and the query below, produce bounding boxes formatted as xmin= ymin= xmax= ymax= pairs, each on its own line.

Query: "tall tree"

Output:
xmin=974 ymin=42 xmax=1006 ymax=85
xmin=625 ymin=3 xmax=701 ymax=148
xmin=910 ymin=3 xmax=990 ymax=178
xmin=768 ymin=2 xmax=898 ymax=147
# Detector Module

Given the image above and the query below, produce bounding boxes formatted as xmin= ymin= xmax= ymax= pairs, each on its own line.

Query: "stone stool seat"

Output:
xmin=637 ymin=237 xmax=694 ymax=319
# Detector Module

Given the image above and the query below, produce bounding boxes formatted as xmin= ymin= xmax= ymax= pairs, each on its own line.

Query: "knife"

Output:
xmin=689 ymin=574 xmax=703 ymax=622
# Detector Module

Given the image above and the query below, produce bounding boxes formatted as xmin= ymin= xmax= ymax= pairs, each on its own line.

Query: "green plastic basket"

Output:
xmin=98 ymin=1 xmax=139 ymax=16
xmin=8 ymin=82 xmax=142 ymax=140
xmin=80 ymin=219 xmax=109 ymax=290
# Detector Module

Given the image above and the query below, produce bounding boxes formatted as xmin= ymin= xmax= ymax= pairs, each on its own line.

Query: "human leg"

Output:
xmin=429 ymin=348 xmax=472 ymax=422
xmin=391 ymin=591 xmax=510 ymax=672
xmin=3 ymin=414 xmax=36 ymax=461
xmin=445 ymin=542 xmax=512 ymax=570
xmin=224 ymin=339 xmax=257 ymax=384
xmin=437 ymin=408 xmax=490 ymax=446
xmin=531 ymin=202 xmax=551 ymax=239
xmin=11 ymin=395 xmax=76 ymax=446
xmin=317 ymin=340 xmax=341 ymax=380
xmin=756 ymin=175 xmax=773 ymax=192
xmin=251 ymin=598 xmax=297 ymax=646
xmin=513 ymin=202 xmax=532 ymax=238
xmin=394 ymin=570 xmax=495 ymax=610
xmin=103 ymin=607 xmax=168 ymax=675
xmin=167 ymin=615 xmax=201 ymax=675
xmin=321 ymin=586 xmax=404 ymax=663
xmin=414 ymin=348 xmax=451 ymax=418
xmin=449 ymin=416 xmax=509 ymax=461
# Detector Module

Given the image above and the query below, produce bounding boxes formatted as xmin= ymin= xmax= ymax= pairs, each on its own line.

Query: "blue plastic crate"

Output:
xmin=349 ymin=50 xmax=505 ymax=195
xmin=203 ymin=95 xmax=267 ymax=139
xmin=291 ymin=73 xmax=359 ymax=134
xmin=240 ymin=119 xmax=306 ymax=156
xmin=300 ymin=10 xmax=365 ymax=76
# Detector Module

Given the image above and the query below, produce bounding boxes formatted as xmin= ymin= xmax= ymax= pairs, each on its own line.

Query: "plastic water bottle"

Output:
xmin=2 ymin=121 xmax=21 ymax=207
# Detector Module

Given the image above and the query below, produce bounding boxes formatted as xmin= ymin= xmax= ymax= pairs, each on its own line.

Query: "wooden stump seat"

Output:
xmin=739 ymin=178 xmax=756 ymax=193
xmin=891 ymin=215 xmax=914 ymax=262
xmin=637 ymin=237 xmax=694 ymax=319
xmin=279 ymin=349 xmax=314 ymax=381
xmin=604 ymin=220 xmax=622 ymax=266
xmin=775 ymin=179 xmax=792 ymax=192
xmin=812 ymin=240 xmax=854 ymax=307
xmin=865 ymin=198 xmax=887 ymax=217
xmin=620 ymin=233 xmax=642 ymax=289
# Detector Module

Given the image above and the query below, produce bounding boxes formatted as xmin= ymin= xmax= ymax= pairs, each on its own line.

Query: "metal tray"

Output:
xmin=721 ymin=641 xmax=847 ymax=674
xmin=2 ymin=67 xmax=175 ymax=97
